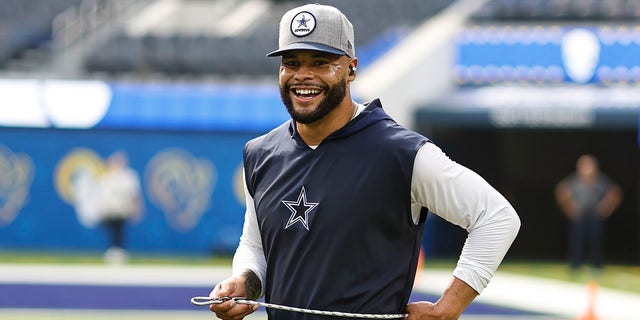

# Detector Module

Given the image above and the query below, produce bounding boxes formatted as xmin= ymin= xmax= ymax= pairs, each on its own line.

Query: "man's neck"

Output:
xmin=296 ymin=100 xmax=357 ymax=147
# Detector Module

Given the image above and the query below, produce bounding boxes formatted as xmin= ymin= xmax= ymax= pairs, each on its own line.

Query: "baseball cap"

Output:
xmin=267 ymin=4 xmax=355 ymax=58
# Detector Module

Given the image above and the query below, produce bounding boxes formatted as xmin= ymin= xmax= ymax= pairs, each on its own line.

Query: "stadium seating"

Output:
xmin=472 ymin=0 xmax=640 ymax=21
xmin=2 ymin=0 xmax=640 ymax=77
xmin=0 ymin=0 xmax=81 ymax=66
xmin=81 ymin=0 xmax=455 ymax=77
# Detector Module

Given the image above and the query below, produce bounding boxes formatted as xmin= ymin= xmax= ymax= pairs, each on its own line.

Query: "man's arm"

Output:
xmin=230 ymin=171 xmax=267 ymax=296
xmin=598 ymin=183 xmax=622 ymax=218
xmin=554 ymin=180 xmax=577 ymax=219
xmin=240 ymin=269 xmax=262 ymax=300
xmin=410 ymin=142 xmax=520 ymax=316
xmin=209 ymin=172 xmax=266 ymax=319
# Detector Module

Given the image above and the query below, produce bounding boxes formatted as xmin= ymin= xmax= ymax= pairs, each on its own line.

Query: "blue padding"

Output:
xmin=100 ymin=83 xmax=289 ymax=132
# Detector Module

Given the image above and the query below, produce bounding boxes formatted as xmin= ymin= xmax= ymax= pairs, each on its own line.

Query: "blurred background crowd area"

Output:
xmin=1 ymin=0 xmax=640 ymax=78
xmin=0 ymin=0 xmax=639 ymax=267
xmin=0 ymin=0 xmax=454 ymax=78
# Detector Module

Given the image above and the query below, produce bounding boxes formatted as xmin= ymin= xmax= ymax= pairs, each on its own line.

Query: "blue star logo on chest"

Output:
xmin=281 ymin=186 xmax=319 ymax=231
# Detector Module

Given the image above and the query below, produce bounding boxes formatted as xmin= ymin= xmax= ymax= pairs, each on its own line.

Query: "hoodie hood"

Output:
xmin=288 ymin=99 xmax=393 ymax=143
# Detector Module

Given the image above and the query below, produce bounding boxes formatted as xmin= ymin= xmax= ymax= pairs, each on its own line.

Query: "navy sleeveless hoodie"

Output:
xmin=243 ymin=99 xmax=429 ymax=319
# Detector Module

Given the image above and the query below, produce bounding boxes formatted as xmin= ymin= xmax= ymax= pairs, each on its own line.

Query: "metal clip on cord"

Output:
xmin=190 ymin=296 xmax=240 ymax=306
xmin=190 ymin=296 xmax=408 ymax=319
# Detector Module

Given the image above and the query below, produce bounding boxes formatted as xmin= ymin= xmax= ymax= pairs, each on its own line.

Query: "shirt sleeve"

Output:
xmin=231 ymin=170 xmax=267 ymax=297
xmin=411 ymin=142 xmax=520 ymax=294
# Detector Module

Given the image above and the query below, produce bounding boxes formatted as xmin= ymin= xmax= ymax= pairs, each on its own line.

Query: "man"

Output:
xmin=555 ymin=154 xmax=622 ymax=273
xmin=209 ymin=4 xmax=520 ymax=319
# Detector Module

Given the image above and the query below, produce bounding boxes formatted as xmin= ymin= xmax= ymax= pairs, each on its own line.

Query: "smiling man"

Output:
xmin=207 ymin=4 xmax=520 ymax=320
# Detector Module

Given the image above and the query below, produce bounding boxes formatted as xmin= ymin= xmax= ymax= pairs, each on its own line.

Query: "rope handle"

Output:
xmin=190 ymin=296 xmax=408 ymax=319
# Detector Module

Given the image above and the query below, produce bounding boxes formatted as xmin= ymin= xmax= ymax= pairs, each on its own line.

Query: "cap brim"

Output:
xmin=266 ymin=42 xmax=347 ymax=57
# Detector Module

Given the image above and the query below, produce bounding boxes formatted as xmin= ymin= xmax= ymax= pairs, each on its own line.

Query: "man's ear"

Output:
xmin=348 ymin=58 xmax=358 ymax=80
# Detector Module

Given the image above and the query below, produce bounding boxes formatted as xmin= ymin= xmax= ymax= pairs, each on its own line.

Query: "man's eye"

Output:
xmin=283 ymin=61 xmax=298 ymax=67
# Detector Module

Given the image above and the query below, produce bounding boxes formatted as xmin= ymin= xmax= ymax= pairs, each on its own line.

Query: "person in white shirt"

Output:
xmin=98 ymin=150 xmax=143 ymax=264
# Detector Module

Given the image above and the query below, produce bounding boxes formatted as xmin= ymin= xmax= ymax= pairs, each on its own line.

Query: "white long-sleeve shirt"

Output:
xmin=232 ymin=140 xmax=520 ymax=295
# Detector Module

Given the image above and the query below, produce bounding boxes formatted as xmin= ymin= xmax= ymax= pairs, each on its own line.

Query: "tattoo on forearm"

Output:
xmin=242 ymin=270 xmax=261 ymax=300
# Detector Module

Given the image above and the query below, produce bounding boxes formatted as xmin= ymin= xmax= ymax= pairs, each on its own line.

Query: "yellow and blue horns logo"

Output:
xmin=0 ymin=145 xmax=34 ymax=226
xmin=144 ymin=149 xmax=216 ymax=232
xmin=54 ymin=148 xmax=105 ymax=227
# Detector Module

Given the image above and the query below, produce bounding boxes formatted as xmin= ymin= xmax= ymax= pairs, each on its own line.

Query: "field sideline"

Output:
xmin=1 ymin=251 xmax=639 ymax=319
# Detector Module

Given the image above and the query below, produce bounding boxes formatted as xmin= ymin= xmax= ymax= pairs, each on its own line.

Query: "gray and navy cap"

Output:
xmin=267 ymin=4 xmax=355 ymax=57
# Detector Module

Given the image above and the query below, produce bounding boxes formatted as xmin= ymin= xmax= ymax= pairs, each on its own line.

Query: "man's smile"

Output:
xmin=291 ymin=86 xmax=324 ymax=102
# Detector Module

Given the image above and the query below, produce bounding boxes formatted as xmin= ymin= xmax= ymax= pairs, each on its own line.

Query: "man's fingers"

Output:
xmin=211 ymin=282 xmax=224 ymax=297
xmin=209 ymin=300 xmax=231 ymax=313
xmin=211 ymin=281 xmax=234 ymax=300
xmin=211 ymin=301 xmax=257 ymax=320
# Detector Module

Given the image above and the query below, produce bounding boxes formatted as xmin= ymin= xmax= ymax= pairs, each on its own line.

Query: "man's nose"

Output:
xmin=293 ymin=64 xmax=315 ymax=80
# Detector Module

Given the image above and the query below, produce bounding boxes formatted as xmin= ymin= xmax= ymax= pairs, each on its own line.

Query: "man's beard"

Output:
xmin=280 ymin=76 xmax=347 ymax=124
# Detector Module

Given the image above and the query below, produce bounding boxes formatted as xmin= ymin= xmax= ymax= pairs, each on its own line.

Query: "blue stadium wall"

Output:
xmin=0 ymin=80 xmax=288 ymax=255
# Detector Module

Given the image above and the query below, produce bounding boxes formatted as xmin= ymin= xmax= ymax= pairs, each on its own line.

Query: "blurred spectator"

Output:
xmin=99 ymin=151 xmax=144 ymax=264
xmin=554 ymin=154 xmax=622 ymax=274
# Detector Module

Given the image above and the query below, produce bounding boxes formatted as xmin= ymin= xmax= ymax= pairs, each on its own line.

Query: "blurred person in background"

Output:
xmin=99 ymin=150 xmax=144 ymax=264
xmin=206 ymin=3 xmax=520 ymax=320
xmin=555 ymin=154 xmax=622 ymax=275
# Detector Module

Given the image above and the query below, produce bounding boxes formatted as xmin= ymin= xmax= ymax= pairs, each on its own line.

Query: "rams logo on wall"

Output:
xmin=0 ymin=145 xmax=34 ymax=226
xmin=54 ymin=148 xmax=106 ymax=227
xmin=144 ymin=148 xmax=216 ymax=232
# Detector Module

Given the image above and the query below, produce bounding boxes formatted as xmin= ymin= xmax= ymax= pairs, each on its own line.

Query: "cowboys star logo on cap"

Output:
xmin=290 ymin=11 xmax=316 ymax=37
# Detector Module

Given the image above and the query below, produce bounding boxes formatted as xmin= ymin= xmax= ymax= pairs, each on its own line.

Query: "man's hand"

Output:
xmin=209 ymin=270 xmax=261 ymax=320
xmin=406 ymin=301 xmax=442 ymax=319
xmin=405 ymin=277 xmax=477 ymax=320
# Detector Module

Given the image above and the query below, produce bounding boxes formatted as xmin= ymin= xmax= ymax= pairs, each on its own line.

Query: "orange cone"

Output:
xmin=577 ymin=280 xmax=599 ymax=320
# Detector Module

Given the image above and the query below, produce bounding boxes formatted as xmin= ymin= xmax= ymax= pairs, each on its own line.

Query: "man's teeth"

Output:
xmin=296 ymin=89 xmax=321 ymax=95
